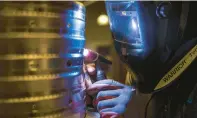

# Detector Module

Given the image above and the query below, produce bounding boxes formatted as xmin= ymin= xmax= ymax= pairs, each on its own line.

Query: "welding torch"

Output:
xmin=83 ymin=48 xmax=112 ymax=82
xmin=83 ymin=48 xmax=112 ymax=65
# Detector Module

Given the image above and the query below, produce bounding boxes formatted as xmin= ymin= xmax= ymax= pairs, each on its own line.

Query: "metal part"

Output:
xmin=0 ymin=1 xmax=86 ymax=118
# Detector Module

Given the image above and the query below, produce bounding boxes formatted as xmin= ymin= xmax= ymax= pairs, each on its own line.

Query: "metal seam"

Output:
xmin=0 ymin=32 xmax=61 ymax=39
xmin=0 ymin=54 xmax=59 ymax=60
xmin=0 ymin=74 xmax=60 ymax=81
xmin=0 ymin=11 xmax=59 ymax=18
xmin=0 ymin=92 xmax=66 ymax=103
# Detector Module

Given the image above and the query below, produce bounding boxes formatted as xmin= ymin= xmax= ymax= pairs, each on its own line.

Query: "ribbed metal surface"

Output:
xmin=0 ymin=1 xmax=86 ymax=118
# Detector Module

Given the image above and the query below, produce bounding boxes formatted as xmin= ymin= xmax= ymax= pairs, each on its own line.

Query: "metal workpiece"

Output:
xmin=0 ymin=1 xmax=86 ymax=118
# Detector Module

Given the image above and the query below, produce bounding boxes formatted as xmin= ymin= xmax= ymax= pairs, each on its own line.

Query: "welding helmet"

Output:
xmin=106 ymin=1 xmax=197 ymax=93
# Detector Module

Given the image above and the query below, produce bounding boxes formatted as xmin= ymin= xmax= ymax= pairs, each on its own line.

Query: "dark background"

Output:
xmin=83 ymin=1 xmax=127 ymax=83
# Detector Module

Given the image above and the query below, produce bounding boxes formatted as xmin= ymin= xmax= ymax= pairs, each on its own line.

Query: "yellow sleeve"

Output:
xmin=125 ymin=70 xmax=137 ymax=86
xmin=125 ymin=71 xmax=132 ymax=86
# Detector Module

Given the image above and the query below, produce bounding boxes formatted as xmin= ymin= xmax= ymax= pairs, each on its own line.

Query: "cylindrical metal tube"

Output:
xmin=0 ymin=1 xmax=86 ymax=118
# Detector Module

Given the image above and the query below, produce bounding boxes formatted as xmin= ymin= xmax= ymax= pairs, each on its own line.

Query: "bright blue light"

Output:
xmin=83 ymin=49 xmax=89 ymax=57
xmin=132 ymin=18 xmax=137 ymax=30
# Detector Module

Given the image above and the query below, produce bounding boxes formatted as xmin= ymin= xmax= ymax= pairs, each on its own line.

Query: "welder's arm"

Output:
xmin=86 ymin=79 xmax=134 ymax=118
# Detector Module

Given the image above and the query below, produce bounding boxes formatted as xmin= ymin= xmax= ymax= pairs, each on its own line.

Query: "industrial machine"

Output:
xmin=0 ymin=1 xmax=86 ymax=118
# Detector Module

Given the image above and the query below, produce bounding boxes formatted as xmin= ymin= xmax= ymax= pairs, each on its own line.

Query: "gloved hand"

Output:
xmin=68 ymin=63 xmax=96 ymax=117
xmin=87 ymin=79 xmax=135 ymax=118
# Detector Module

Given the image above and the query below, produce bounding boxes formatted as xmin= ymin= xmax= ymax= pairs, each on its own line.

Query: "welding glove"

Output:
xmin=87 ymin=79 xmax=134 ymax=118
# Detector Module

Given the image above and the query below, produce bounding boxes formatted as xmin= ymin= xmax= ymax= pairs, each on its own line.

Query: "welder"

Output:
xmin=86 ymin=1 xmax=197 ymax=118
